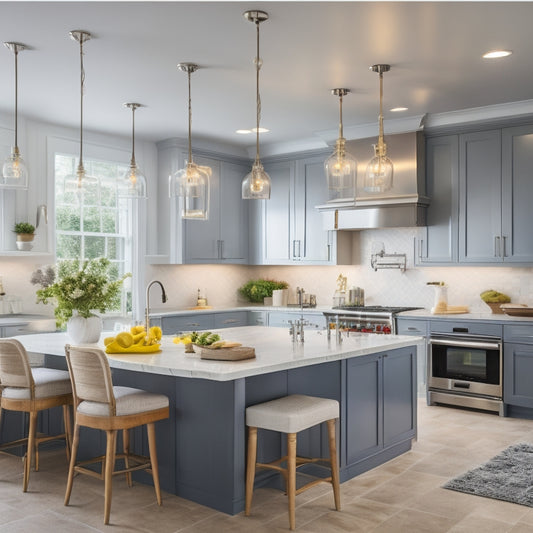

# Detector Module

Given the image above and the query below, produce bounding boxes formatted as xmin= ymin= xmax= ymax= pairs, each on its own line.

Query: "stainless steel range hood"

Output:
xmin=317 ymin=131 xmax=429 ymax=230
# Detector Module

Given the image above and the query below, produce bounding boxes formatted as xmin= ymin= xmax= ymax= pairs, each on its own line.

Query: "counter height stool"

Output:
xmin=0 ymin=338 xmax=73 ymax=492
xmin=245 ymin=394 xmax=341 ymax=530
xmin=64 ymin=345 xmax=169 ymax=525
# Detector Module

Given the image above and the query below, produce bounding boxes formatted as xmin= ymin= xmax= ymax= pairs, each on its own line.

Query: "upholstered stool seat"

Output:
xmin=64 ymin=345 xmax=169 ymax=525
xmin=0 ymin=339 xmax=73 ymax=492
xmin=245 ymin=394 xmax=341 ymax=530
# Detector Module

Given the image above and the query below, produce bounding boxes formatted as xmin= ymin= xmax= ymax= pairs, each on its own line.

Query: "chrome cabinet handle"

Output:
xmin=494 ymin=236 xmax=501 ymax=258
xmin=502 ymin=235 xmax=507 ymax=257
xmin=222 ymin=319 xmax=238 ymax=324
xmin=186 ymin=322 xmax=200 ymax=327
xmin=327 ymin=244 xmax=331 ymax=262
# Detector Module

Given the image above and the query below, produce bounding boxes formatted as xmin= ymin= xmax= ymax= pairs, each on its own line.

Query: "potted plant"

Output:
xmin=238 ymin=279 xmax=288 ymax=305
xmin=32 ymin=258 xmax=131 ymax=343
xmin=14 ymin=221 xmax=35 ymax=251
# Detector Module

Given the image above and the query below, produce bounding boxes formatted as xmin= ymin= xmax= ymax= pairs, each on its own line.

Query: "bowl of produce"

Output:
xmin=480 ymin=290 xmax=511 ymax=314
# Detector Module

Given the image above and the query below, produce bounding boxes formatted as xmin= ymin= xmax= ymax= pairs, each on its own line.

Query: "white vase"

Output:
xmin=272 ymin=289 xmax=288 ymax=307
xmin=66 ymin=313 xmax=102 ymax=344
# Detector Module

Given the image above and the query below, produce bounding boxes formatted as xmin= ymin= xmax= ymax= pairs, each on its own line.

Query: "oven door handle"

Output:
xmin=429 ymin=338 xmax=501 ymax=351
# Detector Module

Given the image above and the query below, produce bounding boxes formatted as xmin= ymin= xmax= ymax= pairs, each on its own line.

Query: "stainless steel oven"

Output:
xmin=428 ymin=332 xmax=503 ymax=415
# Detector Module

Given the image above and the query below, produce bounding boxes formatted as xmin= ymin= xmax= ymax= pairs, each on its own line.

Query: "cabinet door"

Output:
xmin=219 ymin=162 xmax=248 ymax=262
xmin=417 ymin=135 xmax=459 ymax=264
xmin=501 ymin=125 xmax=533 ymax=262
xmin=345 ymin=354 xmax=382 ymax=464
xmin=504 ymin=343 xmax=533 ymax=408
xmin=262 ymin=161 xmax=294 ymax=264
xmin=458 ymin=130 xmax=502 ymax=263
xmin=214 ymin=311 xmax=248 ymax=328
xmin=294 ymin=157 xmax=331 ymax=263
xmin=184 ymin=155 xmax=221 ymax=261
xmin=382 ymin=348 xmax=416 ymax=447
xmin=161 ymin=314 xmax=215 ymax=335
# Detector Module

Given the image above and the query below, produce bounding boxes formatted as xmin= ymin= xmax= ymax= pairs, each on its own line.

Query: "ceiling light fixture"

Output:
xmin=324 ymin=88 xmax=357 ymax=198
xmin=169 ymin=63 xmax=211 ymax=220
xmin=390 ymin=106 xmax=408 ymax=112
xmin=483 ymin=50 xmax=512 ymax=59
xmin=365 ymin=64 xmax=394 ymax=194
xmin=68 ymin=30 xmax=94 ymax=193
xmin=120 ymin=103 xmax=147 ymax=199
xmin=236 ymin=129 xmax=252 ymax=134
xmin=1 ymin=42 xmax=28 ymax=189
xmin=242 ymin=10 xmax=271 ymax=200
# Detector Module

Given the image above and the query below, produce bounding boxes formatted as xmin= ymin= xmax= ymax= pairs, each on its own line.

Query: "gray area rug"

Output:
xmin=443 ymin=443 xmax=533 ymax=507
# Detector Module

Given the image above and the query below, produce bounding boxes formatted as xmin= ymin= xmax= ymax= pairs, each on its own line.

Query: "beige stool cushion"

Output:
xmin=246 ymin=394 xmax=339 ymax=434
xmin=2 ymin=368 xmax=72 ymax=400
xmin=77 ymin=386 xmax=169 ymax=417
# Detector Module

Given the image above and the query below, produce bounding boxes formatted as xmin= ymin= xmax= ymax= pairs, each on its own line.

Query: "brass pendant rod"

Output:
xmin=378 ymin=69 xmax=384 ymax=150
xmin=13 ymin=46 xmax=19 ymax=150
xmin=255 ymin=19 xmax=261 ymax=162
xmin=78 ymin=37 xmax=85 ymax=174
xmin=131 ymin=105 xmax=136 ymax=166
xmin=187 ymin=67 xmax=193 ymax=164
xmin=338 ymin=91 xmax=343 ymax=140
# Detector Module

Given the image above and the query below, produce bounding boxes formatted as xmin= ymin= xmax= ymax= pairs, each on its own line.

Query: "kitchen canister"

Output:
xmin=272 ymin=289 xmax=288 ymax=307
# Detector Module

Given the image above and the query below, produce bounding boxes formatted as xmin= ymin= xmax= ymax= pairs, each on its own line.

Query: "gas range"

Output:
xmin=323 ymin=306 xmax=421 ymax=335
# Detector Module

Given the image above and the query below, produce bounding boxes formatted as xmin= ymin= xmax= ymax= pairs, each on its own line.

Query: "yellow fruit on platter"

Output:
xmin=104 ymin=337 xmax=115 ymax=346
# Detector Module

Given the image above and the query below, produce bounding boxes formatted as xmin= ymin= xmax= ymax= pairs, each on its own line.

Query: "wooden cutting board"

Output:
xmin=200 ymin=346 xmax=255 ymax=361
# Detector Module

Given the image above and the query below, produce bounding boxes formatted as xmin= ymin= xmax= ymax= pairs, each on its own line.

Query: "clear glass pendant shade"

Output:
xmin=119 ymin=163 xmax=147 ymax=198
xmin=1 ymin=148 xmax=28 ymax=188
xmin=242 ymin=159 xmax=271 ymax=199
xmin=364 ymin=144 xmax=393 ymax=193
xmin=324 ymin=138 xmax=356 ymax=198
xmin=170 ymin=161 xmax=210 ymax=219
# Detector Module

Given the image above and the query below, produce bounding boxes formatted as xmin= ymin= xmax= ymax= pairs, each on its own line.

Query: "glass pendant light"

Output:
xmin=364 ymin=64 xmax=394 ymax=193
xmin=1 ymin=42 xmax=28 ymax=189
xmin=242 ymin=10 xmax=271 ymax=200
xmin=66 ymin=30 xmax=95 ymax=194
xmin=169 ymin=63 xmax=211 ymax=220
xmin=324 ymin=88 xmax=357 ymax=199
xmin=119 ymin=103 xmax=147 ymax=198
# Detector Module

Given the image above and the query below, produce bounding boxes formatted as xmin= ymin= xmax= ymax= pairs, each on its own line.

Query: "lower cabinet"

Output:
xmin=345 ymin=347 xmax=416 ymax=469
xmin=160 ymin=311 xmax=249 ymax=335
xmin=504 ymin=343 xmax=533 ymax=408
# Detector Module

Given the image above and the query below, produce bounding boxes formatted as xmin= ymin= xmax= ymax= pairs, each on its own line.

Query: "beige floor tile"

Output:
xmin=371 ymin=508 xmax=457 ymax=533
xmin=447 ymin=513 xmax=514 ymax=533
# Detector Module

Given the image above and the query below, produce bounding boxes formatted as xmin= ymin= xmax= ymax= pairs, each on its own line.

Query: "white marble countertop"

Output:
xmin=14 ymin=326 xmax=423 ymax=382
xmin=398 ymin=308 xmax=533 ymax=322
xmin=149 ymin=306 xmax=331 ymax=317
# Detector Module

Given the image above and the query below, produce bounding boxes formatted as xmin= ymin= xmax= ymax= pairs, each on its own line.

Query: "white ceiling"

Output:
xmin=1 ymin=1 xmax=533 ymax=156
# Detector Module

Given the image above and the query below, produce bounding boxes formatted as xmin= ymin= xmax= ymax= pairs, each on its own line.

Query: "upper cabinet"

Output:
xmin=417 ymin=123 xmax=533 ymax=266
xmin=249 ymin=154 xmax=352 ymax=265
xmin=154 ymin=141 xmax=249 ymax=264
xmin=184 ymin=156 xmax=248 ymax=264
xmin=415 ymin=135 xmax=459 ymax=264
xmin=459 ymin=126 xmax=533 ymax=263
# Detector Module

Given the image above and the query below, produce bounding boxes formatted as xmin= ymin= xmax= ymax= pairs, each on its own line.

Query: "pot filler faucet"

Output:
xmin=145 ymin=280 xmax=167 ymax=331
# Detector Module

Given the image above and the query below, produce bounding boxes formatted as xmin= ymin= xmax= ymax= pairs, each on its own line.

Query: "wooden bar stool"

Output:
xmin=64 ymin=344 xmax=169 ymax=525
xmin=0 ymin=338 xmax=73 ymax=492
xmin=245 ymin=394 xmax=341 ymax=530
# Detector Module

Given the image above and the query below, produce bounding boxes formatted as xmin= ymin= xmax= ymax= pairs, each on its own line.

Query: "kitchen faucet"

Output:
xmin=145 ymin=280 xmax=167 ymax=331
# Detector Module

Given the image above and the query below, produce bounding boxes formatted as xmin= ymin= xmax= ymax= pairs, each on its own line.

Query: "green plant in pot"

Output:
xmin=33 ymin=257 xmax=131 ymax=343
xmin=13 ymin=221 xmax=35 ymax=251
xmin=238 ymin=279 xmax=288 ymax=303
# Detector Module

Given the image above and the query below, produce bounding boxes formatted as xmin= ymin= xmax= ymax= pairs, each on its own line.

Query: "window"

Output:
xmin=54 ymin=153 xmax=133 ymax=315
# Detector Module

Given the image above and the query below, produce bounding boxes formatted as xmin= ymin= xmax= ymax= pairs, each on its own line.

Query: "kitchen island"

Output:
xmin=13 ymin=327 xmax=422 ymax=514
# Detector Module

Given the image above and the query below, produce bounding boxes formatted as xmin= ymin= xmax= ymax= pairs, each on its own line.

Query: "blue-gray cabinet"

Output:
xmin=154 ymin=140 xmax=249 ymax=265
xmin=249 ymin=155 xmax=351 ymax=265
xmin=396 ymin=316 xmax=429 ymax=395
xmin=184 ymin=156 xmax=249 ymax=264
xmin=459 ymin=130 xmax=502 ymax=263
xmin=416 ymin=135 xmax=459 ymax=264
xmin=345 ymin=346 xmax=416 ymax=475
xmin=504 ymin=324 xmax=533 ymax=408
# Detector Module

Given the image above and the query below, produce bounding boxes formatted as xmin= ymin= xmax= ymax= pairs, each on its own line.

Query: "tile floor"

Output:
xmin=2 ymin=400 xmax=533 ymax=532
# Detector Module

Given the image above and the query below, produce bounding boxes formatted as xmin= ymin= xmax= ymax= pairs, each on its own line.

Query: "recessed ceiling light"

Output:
xmin=390 ymin=107 xmax=408 ymax=112
xmin=483 ymin=50 xmax=512 ymax=59
xmin=236 ymin=129 xmax=252 ymax=134
xmin=251 ymin=127 xmax=270 ymax=133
